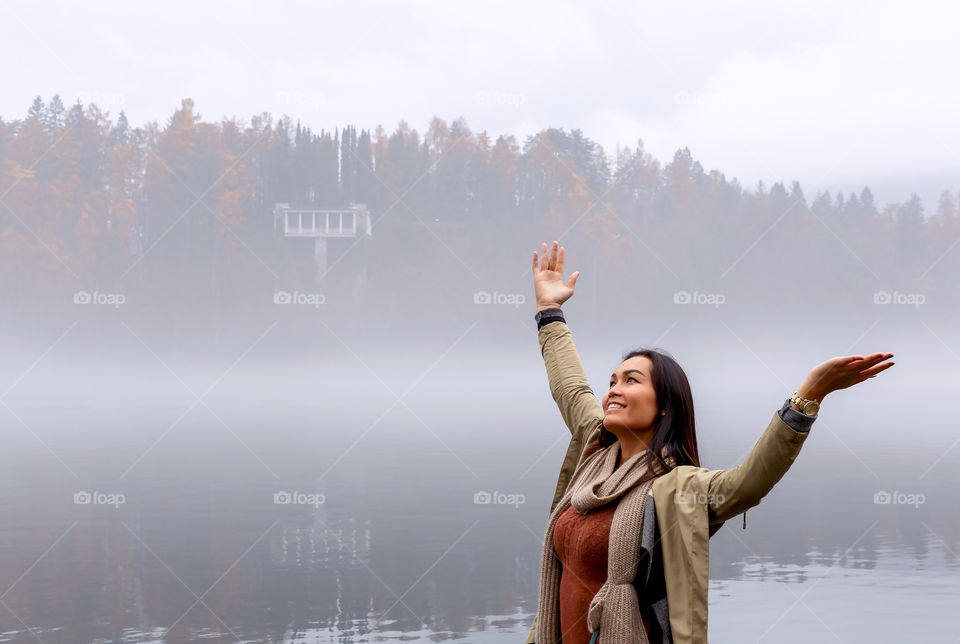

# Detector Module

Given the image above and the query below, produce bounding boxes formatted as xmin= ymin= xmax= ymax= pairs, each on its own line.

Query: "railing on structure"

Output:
xmin=272 ymin=203 xmax=372 ymax=239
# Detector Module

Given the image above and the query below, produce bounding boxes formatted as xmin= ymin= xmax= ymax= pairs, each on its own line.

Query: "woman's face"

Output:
xmin=602 ymin=355 xmax=663 ymax=433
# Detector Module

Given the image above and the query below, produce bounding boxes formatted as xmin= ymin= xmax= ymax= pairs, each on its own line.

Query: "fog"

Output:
xmin=1 ymin=283 xmax=956 ymax=640
xmin=2 ymin=2 xmax=959 ymax=642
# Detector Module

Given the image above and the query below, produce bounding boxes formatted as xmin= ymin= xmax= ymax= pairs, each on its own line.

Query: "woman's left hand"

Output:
xmin=799 ymin=353 xmax=894 ymax=400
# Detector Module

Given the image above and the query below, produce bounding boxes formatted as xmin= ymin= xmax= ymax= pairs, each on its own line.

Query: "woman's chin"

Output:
xmin=602 ymin=417 xmax=626 ymax=432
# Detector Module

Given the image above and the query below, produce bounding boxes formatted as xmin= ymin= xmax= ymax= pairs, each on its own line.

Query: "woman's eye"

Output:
xmin=628 ymin=377 xmax=637 ymax=383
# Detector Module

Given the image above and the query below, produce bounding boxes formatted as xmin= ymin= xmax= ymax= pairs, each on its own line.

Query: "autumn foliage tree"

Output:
xmin=0 ymin=94 xmax=957 ymax=335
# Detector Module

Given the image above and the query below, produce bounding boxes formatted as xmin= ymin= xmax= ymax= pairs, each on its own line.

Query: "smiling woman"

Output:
xmin=524 ymin=241 xmax=895 ymax=644
xmin=601 ymin=349 xmax=699 ymax=472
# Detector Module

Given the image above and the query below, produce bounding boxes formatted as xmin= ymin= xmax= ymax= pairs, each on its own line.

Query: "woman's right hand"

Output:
xmin=533 ymin=241 xmax=580 ymax=311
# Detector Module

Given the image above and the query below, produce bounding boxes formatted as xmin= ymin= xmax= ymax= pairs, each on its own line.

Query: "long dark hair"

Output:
xmin=598 ymin=347 xmax=701 ymax=470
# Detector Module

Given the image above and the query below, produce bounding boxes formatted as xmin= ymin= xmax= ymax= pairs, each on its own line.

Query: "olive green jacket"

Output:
xmin=526 ymin=320 xmax=810 ymax=644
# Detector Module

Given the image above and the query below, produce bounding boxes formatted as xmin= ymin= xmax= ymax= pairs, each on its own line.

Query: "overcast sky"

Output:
xmin=4 ymin=0 xmax=958 ymax=211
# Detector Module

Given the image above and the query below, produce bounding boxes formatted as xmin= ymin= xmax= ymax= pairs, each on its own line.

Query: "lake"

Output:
xmin=1 ymin=323 xmax=956 ymax=642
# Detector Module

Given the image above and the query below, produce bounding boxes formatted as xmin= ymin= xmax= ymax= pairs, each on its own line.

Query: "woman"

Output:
xmin=526 ymin=241 xmax=894 ymax=644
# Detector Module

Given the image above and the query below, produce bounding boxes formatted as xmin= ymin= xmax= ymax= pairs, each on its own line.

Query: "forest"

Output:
xmin=1 ymin=95 xmax=956 ymax=344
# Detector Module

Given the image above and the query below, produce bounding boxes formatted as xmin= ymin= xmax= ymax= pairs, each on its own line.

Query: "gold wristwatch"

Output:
xmin=790 ymin=391 xmax=820 ymax=416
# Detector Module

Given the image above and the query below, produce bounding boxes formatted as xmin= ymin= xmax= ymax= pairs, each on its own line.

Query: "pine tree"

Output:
xmin=354 ymin=128 xmax=375 ymax=208
xmin=339 ymin=125 xmax=355 ymax=205
xmin=894 ymin=193 xmax=926 ymax=269
xmin=27 ymin=96 xmax=45 ymax=122
xmin=111 ymin=111 xmax=130 ymax=144
xmin=65 ymin=99 xmax=84 ymax=129
xmin=45 ymin=94 xmax=66 ymax=131
xmin=316 ymin=129 xmax=338 ymax=207
xmin=859 ymin=187 xmax=876 ymax=216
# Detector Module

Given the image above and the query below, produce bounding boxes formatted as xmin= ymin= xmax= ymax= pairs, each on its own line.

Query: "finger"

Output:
xmin=860 ymin=361 xmax=895 ymax=377
xmin=857 ymin=362 xmax=893 ymax=382
xmin=848 ymin=352 xmax=893 ymax=364
xmin=549 ymin=240 xmax=558 ymax=271
xmin=558 ymin=245 xmax=565 ymax=276
xmin=540 ymin=242 xmax=548 ymax=272
xmin=567 ymin=271 xmax=579 ymax=290
xmin=858 ymin=353 xmax=893 ymax=367
xmin=830 ymin=356 xmax=864 ymax=370
xmin=858 ymin=366 xmax=893 ymax=382
xmin=532 ymin=250 xmax=538 ymax=274
xmin=840 ymin=355 xmax=884 ymax=370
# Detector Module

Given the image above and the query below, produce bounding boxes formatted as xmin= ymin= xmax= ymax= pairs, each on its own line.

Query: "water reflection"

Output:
xmin=1 ymin=379 xmax=957 ymax=641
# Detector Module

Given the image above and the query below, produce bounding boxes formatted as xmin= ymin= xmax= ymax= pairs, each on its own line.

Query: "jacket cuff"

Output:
xmin=779 ymin=397 xmax=816 ymax=432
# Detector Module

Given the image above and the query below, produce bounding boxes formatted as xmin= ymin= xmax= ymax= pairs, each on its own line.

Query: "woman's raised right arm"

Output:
xmin=538 ymin=314 xmax=604 ymax=440
xmin=533 ymin=242 xmax=603 ymax=442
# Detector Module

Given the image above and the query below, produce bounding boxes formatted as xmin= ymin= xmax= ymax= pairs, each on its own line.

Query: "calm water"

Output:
xmin=1 ymin=332 xmax=957 ymax=643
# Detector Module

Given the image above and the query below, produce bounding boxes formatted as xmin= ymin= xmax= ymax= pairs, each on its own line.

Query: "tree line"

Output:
xmin=1 ymin=95 xmax=957 ymax=333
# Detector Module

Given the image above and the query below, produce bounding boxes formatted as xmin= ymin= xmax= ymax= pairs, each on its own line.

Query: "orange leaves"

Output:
xmin=211 ymin=188 xmax=248 ymax=254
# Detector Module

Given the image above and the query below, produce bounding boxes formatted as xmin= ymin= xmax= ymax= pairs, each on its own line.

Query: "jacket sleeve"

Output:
xmin=538 ymin=319 xmax=604 ymax=445
xmin=706 ymin=408 xmax=810 ymax=525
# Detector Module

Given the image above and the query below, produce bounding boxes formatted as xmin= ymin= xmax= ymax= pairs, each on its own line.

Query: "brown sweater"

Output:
xmin=553 ymin=502 xmax=655 ymax=643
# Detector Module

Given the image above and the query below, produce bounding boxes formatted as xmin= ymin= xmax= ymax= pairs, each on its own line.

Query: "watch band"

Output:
xmin=534 ymin=307 xmax=565 ymax=330
xmin=790 ymin=391 xmax=820 ymax=416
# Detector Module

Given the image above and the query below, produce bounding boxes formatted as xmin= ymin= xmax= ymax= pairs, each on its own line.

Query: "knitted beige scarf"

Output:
xmin=537 ymin=442 xmax=675 ymax=644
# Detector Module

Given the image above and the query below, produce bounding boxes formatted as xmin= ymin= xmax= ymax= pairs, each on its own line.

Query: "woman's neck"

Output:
xmin=612 ymin=428 xmax=654 ymax=464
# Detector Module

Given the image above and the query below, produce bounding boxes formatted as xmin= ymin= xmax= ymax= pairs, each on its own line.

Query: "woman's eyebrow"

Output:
xmin=610 ymin=369 xmax=645 ymax=379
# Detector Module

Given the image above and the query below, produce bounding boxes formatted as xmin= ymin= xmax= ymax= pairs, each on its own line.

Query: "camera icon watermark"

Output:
xmin=74 ymin=490 xmax=125 ymax=508
xmin=473 ymin=290 xmax=525 ymax=309
xmin=274 ymin=490 xmax=326 ymax=508
xmin=473 ymin=490 xmax=525 ymax=508
xmin=274 ymin=290 xmax=325 ymax=308
xmin=673 ymin=290 xmax=725 ymax=309
xmin=73 ymin=290 xmax=125 ymax=308
xmin=873 ymin=290 xmax=924 ymax=309
xmin=873 ymin=489 xmax=925 ymax=508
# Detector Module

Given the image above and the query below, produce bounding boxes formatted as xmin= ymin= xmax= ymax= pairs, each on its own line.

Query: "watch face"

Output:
xmin=804 ymin=401 xmax=820 ymax=415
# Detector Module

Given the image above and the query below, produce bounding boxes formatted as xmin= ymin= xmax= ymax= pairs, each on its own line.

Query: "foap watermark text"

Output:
xmin=474 ymin=290 xmax=525 ymax=309
xmin=674 ymin=490 xmax=726 ymax=506
xmin=474 ymin=490 xmax=525 ymax=508
xmin=874 ymin=290 xmax=924 ymax=309
xmin=874 ymin=490 xmax=925 ymax=508
xmin=474 ymin=91 xmax=526 ymax=108
xmin=274 ymin=290 xmax=325 ymax=308
xmin=74 ymin=490 xmax=125 ymax=508
xmin=74 ymin=290 xmax=125 ymax=308
xmin=274 ymin=490 xmax=326 ymax=507
xmin=674 ymin=290 xmax=725 ymax=308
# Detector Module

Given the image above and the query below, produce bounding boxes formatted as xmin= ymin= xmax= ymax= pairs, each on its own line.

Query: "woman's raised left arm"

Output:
xmin=706 ymin=352 xmax=895 ymax=524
